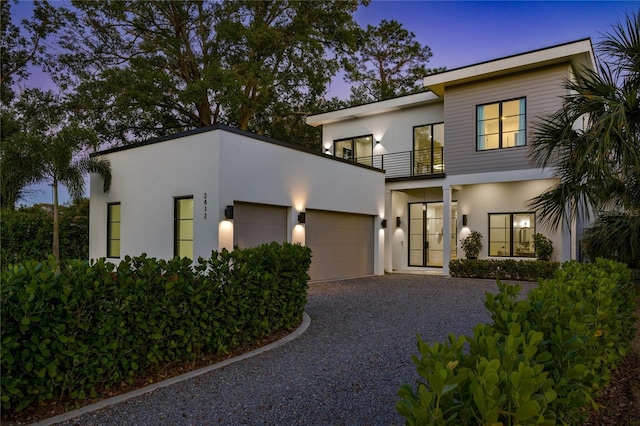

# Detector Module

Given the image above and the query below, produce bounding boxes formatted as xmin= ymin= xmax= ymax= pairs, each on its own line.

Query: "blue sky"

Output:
xmin=327 ymin=0 xmax=639 ymax=95
xmin=17 ymin=0 xmax=640 ymax=205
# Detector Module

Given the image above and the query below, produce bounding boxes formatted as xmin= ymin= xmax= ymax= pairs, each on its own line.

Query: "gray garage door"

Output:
xmin=233 ymin=202 xmax=287 ymax=248
xmin=306 ymin=210 xmax=374 ymax=281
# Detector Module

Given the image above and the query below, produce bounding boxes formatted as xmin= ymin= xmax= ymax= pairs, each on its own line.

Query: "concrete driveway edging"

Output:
xmin=32 ymin=313 xmax=311 ymax=426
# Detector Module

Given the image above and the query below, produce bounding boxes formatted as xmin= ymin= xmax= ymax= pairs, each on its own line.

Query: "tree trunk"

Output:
xmin=52 ymin=178 xmax=60 ymax=267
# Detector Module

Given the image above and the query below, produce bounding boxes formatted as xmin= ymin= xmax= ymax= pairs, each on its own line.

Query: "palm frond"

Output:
xmin=82 ymin=157 xmax=112 ymax=193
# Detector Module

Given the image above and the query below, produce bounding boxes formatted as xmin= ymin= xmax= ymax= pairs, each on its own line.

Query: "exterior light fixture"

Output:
xmin=324 ymin=148 xmax=331 ymax=154
xmin=396 ymin=217 xmax=401 ymax=227
xmin=462 ymin=214 xmax=468 ymax=226
xmin=224 ymin=205 xmax=234 ymax=220
xmin=375 ymin=139 xmax=381 ymax=145
xmin=381 ymin=219 xmax=387 ymax=229
xmin=298 ymin=212 xmax=306 ymax=224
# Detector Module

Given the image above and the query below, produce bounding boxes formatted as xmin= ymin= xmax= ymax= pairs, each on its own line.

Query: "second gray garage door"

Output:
xmin=233 ymin=202 xmax=287 ymax=248
xmin=306 ymin=210 xmax=374 ymax=281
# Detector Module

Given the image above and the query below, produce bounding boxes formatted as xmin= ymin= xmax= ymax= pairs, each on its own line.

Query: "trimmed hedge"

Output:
xmin=1 ymin=203 xmax=89 ymax=263
xmin=398 ymin=259 xmax=638 ymax=425
xmin=0 ymin=242 xmax=311 ymax=412
xmin=449 ymin=258 xmax=560 ymax=281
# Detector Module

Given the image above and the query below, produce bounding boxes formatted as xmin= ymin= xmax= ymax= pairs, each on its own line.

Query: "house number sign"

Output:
xmin=203 ymin=192 xmax=207 ymax=219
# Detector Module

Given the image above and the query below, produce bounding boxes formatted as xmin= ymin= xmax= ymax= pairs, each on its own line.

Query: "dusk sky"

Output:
xmin=16 ymin=0 xmax=640 ymax=205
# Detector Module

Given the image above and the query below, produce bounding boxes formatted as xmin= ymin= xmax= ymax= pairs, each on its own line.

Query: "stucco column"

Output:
xmin=442 ymin=186 xmax=452 ymax=276
xmin=384 ymin=189 xmax=393 ymax=272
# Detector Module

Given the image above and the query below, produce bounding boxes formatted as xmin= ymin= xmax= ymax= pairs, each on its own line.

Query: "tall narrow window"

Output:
xmin=413 ymin=123 xmax=444 ymax=175
xmin=107 ymin=203 xmax=121 ymax=258
xmin=333 ymin=135 xmax=373 ymax=165
xmin=175 ymin=197 xmax=194 ymax=259
xmin=477 ymin=98 xmax=526 ymax=150
xmin=489 ymin=212 xmax=535 ymax=257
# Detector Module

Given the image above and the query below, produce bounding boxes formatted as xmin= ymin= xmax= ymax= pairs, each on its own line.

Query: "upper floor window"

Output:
xmin=107 ymin=203 xmax=121 ymax=258
xmin=334 ymin=135 xmax=373 ymax=166
xmin=477 ymin=98 xmax=526 ymax=150
xmin=488 ymin=212 xmax=535 ymax=257
xmin=175 ymin=197 xmax=194 ymax=259
xmin=413 ymin=123 xmax=444 ymax=175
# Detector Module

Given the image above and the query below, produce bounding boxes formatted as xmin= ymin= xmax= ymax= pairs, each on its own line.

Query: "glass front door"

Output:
xmin=408 ymin=202 xmax=457 ymax=267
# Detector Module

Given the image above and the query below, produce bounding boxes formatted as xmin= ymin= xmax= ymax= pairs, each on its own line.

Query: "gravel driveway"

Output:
xmin=56 ymin=274 xmax=536 ymax=426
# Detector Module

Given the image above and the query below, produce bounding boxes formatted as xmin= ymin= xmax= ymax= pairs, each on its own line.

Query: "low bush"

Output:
xmin=0 ymin=242 xmax=311 ymax=412
xmin=1 ymin=202 xmax=89 ymax=263
xmin=398 ymin=259 xmax=638 ymax=425
xmin=449 ymin=258 xmax=560 ymax=281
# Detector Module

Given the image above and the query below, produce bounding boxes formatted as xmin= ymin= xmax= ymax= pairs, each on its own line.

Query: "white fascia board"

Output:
xmin=306 ymin=91 xmax=440 ymax=127
xmin=423 ymin=39 xmax=595 ymax=96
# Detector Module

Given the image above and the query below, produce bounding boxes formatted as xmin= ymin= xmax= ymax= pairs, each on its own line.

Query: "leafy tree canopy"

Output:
xmin=0 ymin=0 xmax=62 ymax=104
xmin=342 ymin=19 xmax=444 ymax=105
xmin=53 ymin=0 xmax=364 ymax=149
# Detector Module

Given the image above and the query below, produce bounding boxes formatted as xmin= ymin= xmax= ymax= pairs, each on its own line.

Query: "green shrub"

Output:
xmin=0 ymin=242 xmax=311 ymax=412
xmin=398 ymin=259 xmax=638 ymax=425
xmin=0 ymin=203 xmax=89 ymax=263
xmin=449 ymin=259 xmax=560 ymax=281
xmin=533 ymin=233 xmax=554 ymax=261
xmin=460 ymin=230 xmax=483 ymax=259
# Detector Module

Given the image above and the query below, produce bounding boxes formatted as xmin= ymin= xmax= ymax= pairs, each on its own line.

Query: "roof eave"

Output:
xmin=423 ymin=38 xmax=595 ymax=96
xmin=306 ymin=91 xmax=441 ymax=127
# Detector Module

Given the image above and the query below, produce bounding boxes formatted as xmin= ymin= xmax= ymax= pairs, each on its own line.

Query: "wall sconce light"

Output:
xmin=375 ymin=139 xmax=381 ymax=146
xmin=298 ymin=212 xmax=306 ymax=224
xmin=224 ymin=205 xmax=234 ymax=220
xmin=324 ymin=148 xmax=331 ymax=154
xmin=462 ymin=214 xmax=468 ymax=226
xmin=396 ymin=217 xmax=401 ymax=227
xmin=381 ymin=219 xmax=387 ymax=229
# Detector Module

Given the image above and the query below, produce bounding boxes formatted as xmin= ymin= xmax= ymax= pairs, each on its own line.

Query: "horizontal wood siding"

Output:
xmin=445 ymin=63 xmax=571 ymax=175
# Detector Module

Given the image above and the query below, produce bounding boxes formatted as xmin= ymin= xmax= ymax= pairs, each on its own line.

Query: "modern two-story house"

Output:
xmin=306 ymin=38 xmax=595 ymax=275
xmin=89 ymin=38 xmax=595 ymax=280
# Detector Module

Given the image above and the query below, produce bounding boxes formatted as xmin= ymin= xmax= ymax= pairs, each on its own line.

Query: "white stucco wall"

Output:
xmin=320 ymin=102 xmax=444 ymax=157
xmin=217 ymin=132 xmax=383 ymax=216
xmin=454 ymin=179 xmax=563 ymax=262
xmin=89 ymin=132 xmax=222 ymax=261
xmin=90 ymin=127 xmax=386 ymax=275
xmin=386 ymin=177 xmax=566 ymax=271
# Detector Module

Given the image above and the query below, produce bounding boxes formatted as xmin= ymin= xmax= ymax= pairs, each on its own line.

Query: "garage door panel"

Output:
xmin=234 ymin=202 xmax=287 ymax=249
xmin=308 ymin=259 xmax=372 ymax=281
xmin=309 ymin=244 xmax=372 ymax=263
xmin=306 ymin=210 xmax=374 ymax=281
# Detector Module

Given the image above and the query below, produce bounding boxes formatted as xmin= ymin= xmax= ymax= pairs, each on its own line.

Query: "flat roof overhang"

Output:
xmin=423 ymin=38 xmax=595 ymax=96
xmin=306 ymin=91 xmax=441 ymax=127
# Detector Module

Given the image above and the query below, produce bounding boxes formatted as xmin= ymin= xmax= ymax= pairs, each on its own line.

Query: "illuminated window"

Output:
xmin=107 ymin=203 xmax=121 ymax=258
xmin=413 ymin=123 xmax=444 ymax=175
xmin=489 ymin=212 xmax=535 ymax=257
xmin=477 ymin=98 xmax=526 ymax=150
xmin=333 ymin=135 xmax=373 ymax=166
xmin=174 ymin=197 xmax=194 ymax=259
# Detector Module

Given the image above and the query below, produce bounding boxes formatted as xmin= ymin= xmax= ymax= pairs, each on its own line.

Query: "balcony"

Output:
xmin=354 ymin=148 xmax=445 ymax=180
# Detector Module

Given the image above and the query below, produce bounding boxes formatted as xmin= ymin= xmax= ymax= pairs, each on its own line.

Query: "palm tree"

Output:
xmin=529 ymin=10 xmax=640 ymax=269
xmin=10 ymin=89 xmax=111 ymax=263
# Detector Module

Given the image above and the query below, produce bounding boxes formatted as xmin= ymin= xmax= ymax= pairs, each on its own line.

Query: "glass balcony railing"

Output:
xmin=354 ymin=148 xmax=444 ymax=180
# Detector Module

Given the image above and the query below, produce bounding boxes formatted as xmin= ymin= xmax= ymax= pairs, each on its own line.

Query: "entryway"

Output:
xmin=408 ymin=202 xmax=457 ymax=267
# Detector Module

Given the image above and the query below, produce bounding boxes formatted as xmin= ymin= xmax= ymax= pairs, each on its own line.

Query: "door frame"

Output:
xmin=408 ymin=200 xmax=457 ymax=268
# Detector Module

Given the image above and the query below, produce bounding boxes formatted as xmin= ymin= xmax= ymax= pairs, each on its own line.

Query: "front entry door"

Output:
xmin=409 ymin=202 xmax=457 ymax=267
